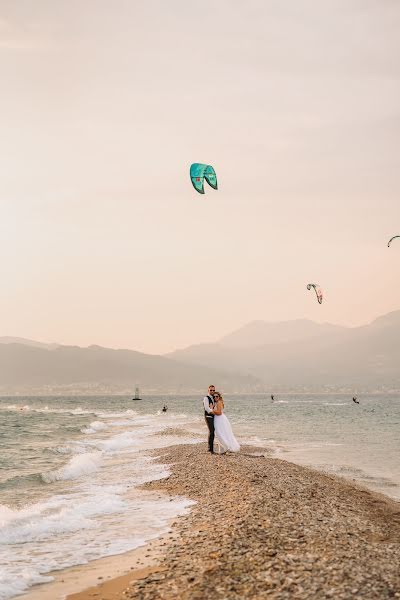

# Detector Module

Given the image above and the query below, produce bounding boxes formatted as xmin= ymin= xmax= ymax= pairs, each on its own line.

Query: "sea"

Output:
xmin=1 ymin=394 xmax=399 ymax=600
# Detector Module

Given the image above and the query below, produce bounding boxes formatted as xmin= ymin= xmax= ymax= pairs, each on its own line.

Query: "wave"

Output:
xmin=0 ymin=404 xmax=95 ymax=415
xmin=95 ymin=409 xmax=138 ymax=418
xmin=0 ymin=482 xmax=129 ymax=545
xmin=81 ymin=421 xmax=108 ymax=434
xmin=41 ymin=452 xmax=102 ymax=483
xmin=0 ymin=502 xmax=94 ymax=545
xmin=0 ymin=489 xmax=193 ymax=600
xmin=91 ymin=431 xmax=141 ymax=452
xmin=0 ymin=571 xmax=53 ymax=600
xmin=51 ymin=443 xmax=87 ymax=455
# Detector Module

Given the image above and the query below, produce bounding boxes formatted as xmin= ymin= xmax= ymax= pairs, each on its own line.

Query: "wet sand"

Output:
xmin=22 ymin=539 xmax=165 ymax=600
xmin=65 ymin=443 xmax=400 ymax=600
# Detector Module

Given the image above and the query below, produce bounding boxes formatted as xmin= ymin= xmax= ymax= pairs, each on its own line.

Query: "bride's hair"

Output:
xmin=214 ymin=392 xmax=224 ymax=408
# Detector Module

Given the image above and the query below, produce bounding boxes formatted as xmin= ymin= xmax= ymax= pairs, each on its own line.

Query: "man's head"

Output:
xmin=208 ymin=385 xmax=215 ymax=396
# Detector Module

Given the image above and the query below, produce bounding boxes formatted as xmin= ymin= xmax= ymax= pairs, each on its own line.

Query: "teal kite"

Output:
xmin=307 ymin=283 xmax=323 ymax=304
xmin=190 ymin=163 xmax=218 ymax=194
xmin=388 ymin=235 xmax=400 ymax=248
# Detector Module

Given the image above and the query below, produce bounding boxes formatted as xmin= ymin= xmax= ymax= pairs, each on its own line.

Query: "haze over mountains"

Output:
xmin=0 ymin=337 xmax=58 ymax=350
xmin=219 ymin=320 xmax=346 ymax=348
xmin=167 ymin=311 xmax=400 ymax=392
xmin=0 ymin=342 xmax=256 ymax=395
xmin=1 ymin=311 xmax=400 ymax=394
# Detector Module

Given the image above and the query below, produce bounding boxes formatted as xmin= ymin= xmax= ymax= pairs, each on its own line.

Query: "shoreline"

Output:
xmin=22 ymin=543 xmax=161 ymax=600
xmin=47 ymin=443 xmax=400 ymax=600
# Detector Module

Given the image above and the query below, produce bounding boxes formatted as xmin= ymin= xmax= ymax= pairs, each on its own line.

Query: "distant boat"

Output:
xmin=132 ymin=387 xmax=142 ymax=401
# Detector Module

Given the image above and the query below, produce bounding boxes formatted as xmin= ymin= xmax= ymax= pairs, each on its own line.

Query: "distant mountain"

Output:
xmin=3 ymin=311 xmax=400 ymax=394
xmin=167 ymin=312 xmax=400 ymax=391
xmin=0 ymin=337 xmax=58 ymax=350
xmin=363 ymin=310 xmax=400 ymax=331
xmin=0 ymin=343 xmax=258 ymax=395
xmin=219 ymin=319 xmax=346 ymax=348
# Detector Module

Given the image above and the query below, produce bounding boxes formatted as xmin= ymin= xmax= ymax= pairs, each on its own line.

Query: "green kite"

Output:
xmin=190 ymin=163 xmax=218 ymax=194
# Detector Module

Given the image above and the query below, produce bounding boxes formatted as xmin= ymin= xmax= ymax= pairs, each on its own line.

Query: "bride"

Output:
xmin=212 ymin=392 xmax=240 ymax=453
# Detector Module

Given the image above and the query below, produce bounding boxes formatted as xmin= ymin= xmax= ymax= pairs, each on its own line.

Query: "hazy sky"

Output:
xmin=1 ymin=0 xmax=399 ymax=354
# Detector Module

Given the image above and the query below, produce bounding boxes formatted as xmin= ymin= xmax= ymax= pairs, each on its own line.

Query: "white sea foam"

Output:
xmin=0 ymin=404 xmax=95 ymax=416
xmin=41 ymin=452 xmax=102 ymax=483
xmin=95 ymin=409 xmax=137 ymax=418
xmin=53 ymin=442 xmax=88 ymax=455
xmin=0 ymin=500 xmax=94 ymax=545
xmin=0 ymin=505 xmax=16 ymax=527
xmin=93 ymin=431 xmax=139 ymax=452
xmin=39 ymin=406 xmax=94 ymax=416
xmin=0 ymin=409 xmax=201 ymax=598
xmin=0 ymin=570 xmax=53 ymax=600
xmin=69 ymin=407 xmax=93 ymax=415
xmin=0 ymin=404 xmax=30 ymax=413
xmin=0 ymin=488 xmax=193 ymax=600
xmin=81 ymin=421 xmax=108 ymax=434
xmin=108 ymin=419 xmax=139 ymax=426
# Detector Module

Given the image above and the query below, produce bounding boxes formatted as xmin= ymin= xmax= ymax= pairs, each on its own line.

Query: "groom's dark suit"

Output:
xmin=204 ymin=395 xmax=215 ymax=453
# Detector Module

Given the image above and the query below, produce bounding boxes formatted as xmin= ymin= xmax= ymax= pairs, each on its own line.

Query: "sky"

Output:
xmin=0 ymin=0 xmax=399 ymax=354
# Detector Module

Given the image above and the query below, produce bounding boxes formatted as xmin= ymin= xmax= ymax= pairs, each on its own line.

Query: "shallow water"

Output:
xmin=0 ymin=394 xmax=399 ymax=599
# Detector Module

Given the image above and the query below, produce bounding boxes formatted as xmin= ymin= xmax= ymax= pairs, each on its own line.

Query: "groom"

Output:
xmin=203 ymin=384 xmax=216 ymax=454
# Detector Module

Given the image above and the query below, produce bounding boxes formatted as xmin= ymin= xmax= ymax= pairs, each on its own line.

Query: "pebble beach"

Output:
xmin=71 ymin=442 xmax=400 ymax=600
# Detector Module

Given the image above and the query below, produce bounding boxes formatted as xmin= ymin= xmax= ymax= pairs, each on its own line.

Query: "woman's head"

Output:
xmin=213 ymin=392 xmax=224 ymax=405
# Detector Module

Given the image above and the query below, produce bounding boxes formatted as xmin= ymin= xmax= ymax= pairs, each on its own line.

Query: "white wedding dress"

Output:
xmin=214 ymin=409 xmax=240 ymax=452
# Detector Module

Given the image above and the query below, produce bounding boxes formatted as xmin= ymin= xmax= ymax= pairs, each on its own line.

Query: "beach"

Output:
xmin=68 ymin=442 xmax=400 ymax=600
xmin=2 ymin=395 xmax=399 ymax=600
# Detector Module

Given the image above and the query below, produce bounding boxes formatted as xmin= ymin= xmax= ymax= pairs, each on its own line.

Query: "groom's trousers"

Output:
xmin=205 ymin=416 xmax=215 ymax=452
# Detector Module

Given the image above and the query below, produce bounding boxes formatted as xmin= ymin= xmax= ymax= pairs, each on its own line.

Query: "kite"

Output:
xmin=307 ymin=283 xmax=323 ymax=304
xmin=387 ymin=236 xmax=400 ymax=248
xmin=190 ymin=163 xmax=218 ymax=194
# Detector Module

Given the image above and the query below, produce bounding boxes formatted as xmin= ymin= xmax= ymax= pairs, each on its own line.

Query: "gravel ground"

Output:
xmin=124 ymin=444 xmax=400 ymax=600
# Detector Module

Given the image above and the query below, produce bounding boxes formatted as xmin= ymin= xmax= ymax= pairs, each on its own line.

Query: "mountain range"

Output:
xmin=0 ymin=342 xmax=256 ymax=395
xmin=1 ymin=311 xmax=400 ymax=394
xmin=167 ymin=311 xmax=400 ymax=392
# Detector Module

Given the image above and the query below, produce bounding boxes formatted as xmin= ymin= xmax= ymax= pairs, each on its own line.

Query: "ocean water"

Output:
xmin=0 ymin=394 xmax=399 ymax=600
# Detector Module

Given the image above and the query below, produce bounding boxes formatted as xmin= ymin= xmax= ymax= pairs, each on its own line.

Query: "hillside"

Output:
xmin=219 ymin=319 xmax=346 ymax=348
xmin=0 ymin=337 xmax=58 ymax=350
xmin=167 ymin=312 xmax=400 ymax=391
xmin=2 ymin=311 xmax=400 ymax=394
xmin=0 ymin=343 xmax=258 ymax=395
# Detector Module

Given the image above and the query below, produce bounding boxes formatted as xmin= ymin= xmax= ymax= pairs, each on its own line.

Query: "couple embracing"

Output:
xmin=203 ymin=385 xmax=240 ymax=454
